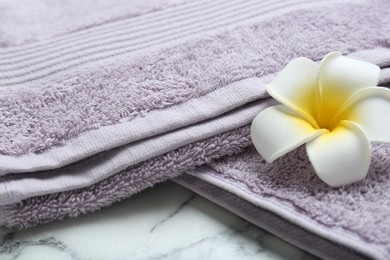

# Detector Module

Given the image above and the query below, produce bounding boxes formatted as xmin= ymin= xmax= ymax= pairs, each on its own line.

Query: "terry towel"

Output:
xmin=1 ymin=0 xmax=390 ymax=259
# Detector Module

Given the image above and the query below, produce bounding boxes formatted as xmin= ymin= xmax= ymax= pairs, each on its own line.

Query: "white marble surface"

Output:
xmin=0 ymin=182 xmax=318 ymax=260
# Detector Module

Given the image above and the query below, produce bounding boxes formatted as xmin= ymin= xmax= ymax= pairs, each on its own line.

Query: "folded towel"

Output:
xmin=174 ymin=142 xmax=390 ymax=260
xmin=1 ymin=0 xmax=390 ymax=259
xmin=0 ymin=78 xmax=272 ymax=205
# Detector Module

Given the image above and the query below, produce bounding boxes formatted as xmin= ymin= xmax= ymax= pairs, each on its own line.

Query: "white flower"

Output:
xmin=251 ymin=52 xmax=390 ymax=187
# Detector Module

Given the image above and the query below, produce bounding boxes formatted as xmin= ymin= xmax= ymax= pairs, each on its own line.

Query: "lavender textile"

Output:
xmin=0 ymin=98 xmax=273 ymax=205
xmin=1 ymin=0 xmax=390 ymax=259
xmin=0 ymin=50 xmax=388 ymax=207
xmin=0 ymin=0 xmax=389 ymax=198
xmin=180 ymin=143 xmax=390 ymax=260
xmin=0 ymin=126 xmax=253 ymax=228
xmin=174 ymin=174 xmax=369 ymax=260
xmin=0 ymin=0 xmax=389 ymax=160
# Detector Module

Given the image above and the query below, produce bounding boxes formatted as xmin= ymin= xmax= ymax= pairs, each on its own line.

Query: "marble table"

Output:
xmin=0 ymin=181 xmax=319 ymax=260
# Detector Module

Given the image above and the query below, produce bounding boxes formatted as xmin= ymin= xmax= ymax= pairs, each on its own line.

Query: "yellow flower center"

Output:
xmin=313 ymin=96 xmax=345 ymax=132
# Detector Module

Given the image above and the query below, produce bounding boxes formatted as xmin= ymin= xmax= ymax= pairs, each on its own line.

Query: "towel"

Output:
xmin=1 ymin=0 xmax=390 ymax=259
xmin=175 ymin=142 xmax=390 ymax=260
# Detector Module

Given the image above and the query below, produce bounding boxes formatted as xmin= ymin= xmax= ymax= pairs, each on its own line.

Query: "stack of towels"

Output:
xmin=1 ymin=0 xmax=390 ymax=259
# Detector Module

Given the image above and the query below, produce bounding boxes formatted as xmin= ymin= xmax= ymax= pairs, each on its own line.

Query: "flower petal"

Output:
xmin=266 ymin=57 xmax=320 ymax=128
xmin=331 ymin=87 xmax=390 ymax=143
xmin=251 ymin=105 xmax=328 ymax=163
xmin=306 ymin=120 xmax=372 ymax=187
xmin=318 ymin=52 xmax=380 ymax=126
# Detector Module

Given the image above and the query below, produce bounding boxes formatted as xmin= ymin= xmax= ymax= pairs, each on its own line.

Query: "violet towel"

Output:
xmin=0 ymin=1 xmax=390 ymax=259
xmin=174 ymin=143 xmax=390 ymax=260
xmin=174 ymin=174 xmax=368 ymax=260
xmin=1 ymin=0 xmax=390 ymax=204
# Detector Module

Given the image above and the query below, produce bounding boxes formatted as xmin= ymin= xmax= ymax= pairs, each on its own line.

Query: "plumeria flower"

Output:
xmin=251 ymin=52 xmax=390 ymax=187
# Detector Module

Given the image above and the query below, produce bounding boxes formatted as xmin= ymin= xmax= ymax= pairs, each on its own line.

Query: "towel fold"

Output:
xmin=173 ymin=174 xmax=370 ymax=260
xmin=0 ymin=78 xmax=273 ymax=205
xmin=1 ymin=0 xmax=390 ymax=259
xmin=174 ymin=142 xmax=390 ymax=260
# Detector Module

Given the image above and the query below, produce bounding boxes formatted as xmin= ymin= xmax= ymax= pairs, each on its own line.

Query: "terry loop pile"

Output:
xmin=1 ymin=0 xmax=390 ymax=259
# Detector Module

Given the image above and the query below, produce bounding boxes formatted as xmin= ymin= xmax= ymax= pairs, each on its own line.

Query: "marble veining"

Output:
xmin=0 ymin=182 xmax=319 ymax=260
xmin=1 ymin=233 xmax=80 ymax=260
xmin=150 ymin=195 xmax=196 ymax=233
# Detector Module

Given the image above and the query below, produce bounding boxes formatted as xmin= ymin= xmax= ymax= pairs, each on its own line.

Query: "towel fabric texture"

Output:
xmin=1 ymin=0 xmax=390 ymax=259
